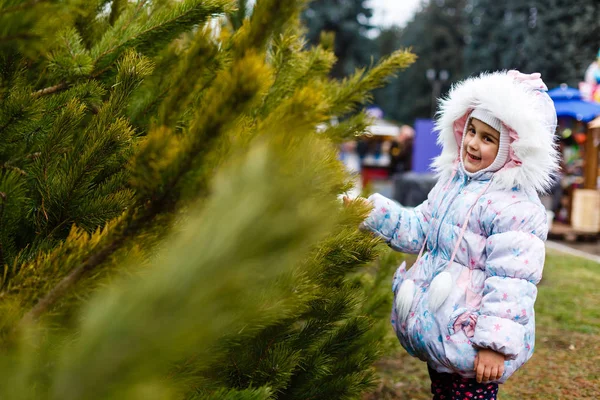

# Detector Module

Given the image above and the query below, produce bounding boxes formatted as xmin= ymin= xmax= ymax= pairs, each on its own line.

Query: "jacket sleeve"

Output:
xmin=360 ymin=182 xmax=440 ymax=254
xmin=471 ymin=201 xmax=547 ymax=360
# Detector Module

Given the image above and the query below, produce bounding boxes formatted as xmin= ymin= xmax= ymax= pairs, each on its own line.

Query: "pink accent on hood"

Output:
xmin=503 ymin=125 xmax=522 ymax=169
xmin=453 ymin=110 xmax=472 ymax=156
xmin=507 ymin=70 xmax=548 ymax=91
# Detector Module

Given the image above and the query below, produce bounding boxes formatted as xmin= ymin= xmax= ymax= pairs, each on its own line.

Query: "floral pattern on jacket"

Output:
xmin=362 ymin=168 xmax=548 ymax=383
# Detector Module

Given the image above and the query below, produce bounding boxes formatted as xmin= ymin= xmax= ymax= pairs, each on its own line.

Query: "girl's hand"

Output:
xmin=342 ymin=196 xmax=370 ymax=207
xmin=474 ymin=349 xmax=505 ymax=382
xmin=342 ymin=196 xmax=352 ymax=207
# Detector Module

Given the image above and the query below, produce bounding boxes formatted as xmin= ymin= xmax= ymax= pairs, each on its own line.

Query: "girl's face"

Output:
xmin=462 ymin=118 xmax=500 ymax=173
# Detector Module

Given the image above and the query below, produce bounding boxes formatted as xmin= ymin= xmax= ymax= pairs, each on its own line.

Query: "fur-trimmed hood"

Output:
xmin=432 ymin=71 xmax=560 ymax=193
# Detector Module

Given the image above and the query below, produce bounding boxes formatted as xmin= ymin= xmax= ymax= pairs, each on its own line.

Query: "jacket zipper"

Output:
xmin=433 ymin=176 xmax=470 ymax=254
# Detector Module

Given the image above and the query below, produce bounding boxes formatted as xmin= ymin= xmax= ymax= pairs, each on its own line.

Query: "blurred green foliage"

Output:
xmin=0 ymin=0 xmax=415 ymax=398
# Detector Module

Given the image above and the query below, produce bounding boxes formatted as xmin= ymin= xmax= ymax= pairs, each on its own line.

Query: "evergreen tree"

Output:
xmin=464 ymin=0 xmax=600 ymax=88
xmin=0 ymin=0 xmax=415 ymax=398
xmin=463 ymin=0 xmax=514 ymax=74
xmin=527 ymin=0 xmax=600 ymax=88
xmin=302 ymin=0 xmax=376 ymax=78
xmin=373 ymin=0 xmax=466 ymax=123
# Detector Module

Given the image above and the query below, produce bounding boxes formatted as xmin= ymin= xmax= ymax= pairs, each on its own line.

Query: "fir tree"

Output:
xmin=0 ymin=0 xmax=415 ymax=398
xmin=373 ymin=0 xmax=466 ymax=123
xmin=527 ymin=0 xmax=600 ymax=88
xmin=464 ymin=0 xmax=600 ymax=87
xmin=302 ymin=0 xmax=376 ymax=78
xmin=463 ymin=0 xmax=512 ymax=74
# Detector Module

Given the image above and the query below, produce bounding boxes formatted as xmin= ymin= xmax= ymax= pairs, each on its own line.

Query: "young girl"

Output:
xmin=359 ymin=71 xmax=558 ymax=399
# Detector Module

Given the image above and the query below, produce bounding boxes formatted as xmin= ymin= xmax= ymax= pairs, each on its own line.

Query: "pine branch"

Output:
xmin=0 ymin=0 xmax=68 ymax=57
xmin=130 ymin=51 xmax=271 ymax=202
xmin=0 ymin=0 xmax=415 ymax=396
xmin=230 ymin=0 xmax=308 ymax=57
xmin=32 ymin=82 xmax=68 ymax=98
xmin=192 ymin=388 xmax=273 ymax=400
xmin=260 ymin=31 xmax=334 ymax=117
xmin=328 ymin=49 xmax=417 ymax=116
xmin=20 ymin=212 xmax=135 ymax=325
xmin=47 ymin=28 xmax=94 ymax=81
xmin=227 ymin=0 xmax=249 ymax=31
xmin=33 ymin=1 xmax=232 ymax=98
xmin=0 ymin=0 xmax=46 ymax=16
xmin=91 ymin=0 xmax=234 ymax=73
xmin=0 ymin=192 xmax=6 ymax=268
xmin=0 ymin=33 xmax=38 ymax=42
xmin=320 ymin=111 xmax=372 ymax=143
xmin=108 ymin=0 xmax=126 ymax=26
xmin=44 ymin=138 xmax=339 ymax=399
xmin=157 ymin=27 xmax=221 ymax=127
xmin=31 ymin=52 xmax=150 ymax=241
xmin=21 ymin=52 xmax=269 ymax=323
xmin=0 ymin=115 xmax=18 ymax=135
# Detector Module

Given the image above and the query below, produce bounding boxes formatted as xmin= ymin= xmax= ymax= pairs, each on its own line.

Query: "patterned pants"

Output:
xmin=428 ymin=366 xmax=499 ymax=400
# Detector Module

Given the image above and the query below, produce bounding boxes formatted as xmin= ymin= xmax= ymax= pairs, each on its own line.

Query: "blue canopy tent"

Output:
xmin=548 ymin=85 xmax=600 ymax=193
xmin=548 ymin=85 xmax=600 ymax=122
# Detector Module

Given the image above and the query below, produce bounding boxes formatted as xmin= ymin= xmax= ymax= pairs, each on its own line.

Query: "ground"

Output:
xmin=364 ymin=249 xmax=600 ymax=399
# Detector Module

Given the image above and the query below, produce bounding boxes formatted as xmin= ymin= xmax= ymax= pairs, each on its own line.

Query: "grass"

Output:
xmin=364 ymin=249 xmax=600 ymax=400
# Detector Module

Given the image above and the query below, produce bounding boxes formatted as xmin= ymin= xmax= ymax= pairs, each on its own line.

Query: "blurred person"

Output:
xmin=356 ymin=138 xmax=369 ymax=163
xmin=389 ymin=124 xmax=415 ymax=175
xmin=547 ymin=141 xmax=565 ymax=219
xmin=345 ymin=71 xmax=558 ymax=400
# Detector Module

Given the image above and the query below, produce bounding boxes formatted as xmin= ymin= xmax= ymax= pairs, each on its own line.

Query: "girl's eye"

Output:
xmin=468 ymin=128 xmax=475 ymax=135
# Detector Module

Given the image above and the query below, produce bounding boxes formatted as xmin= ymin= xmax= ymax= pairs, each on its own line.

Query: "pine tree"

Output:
xmin=302 ymin=0 xmax=376 ymax=78
xmin=373 ymin=0 xmax=467 ymax=123
xmin=527 ymin=0 xmax=600 ymax=88
xmin=464 ymin=0 xmax=600 ymax=88
xmin=463 ymin=0 xmax=513 ymax=74
xmin=0 ymin=0 xmax=415 ymax=398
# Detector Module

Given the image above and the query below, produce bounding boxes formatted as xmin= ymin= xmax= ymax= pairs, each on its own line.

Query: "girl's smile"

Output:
xmin=467 ymin=152 xmax=481 ymax=161
xmin=462 ymin=118 xmax=500 ymax=173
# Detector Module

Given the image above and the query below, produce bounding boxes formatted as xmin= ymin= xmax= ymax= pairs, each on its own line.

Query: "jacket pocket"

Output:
xmin=391 ymin=261 xmax=418 ymax=356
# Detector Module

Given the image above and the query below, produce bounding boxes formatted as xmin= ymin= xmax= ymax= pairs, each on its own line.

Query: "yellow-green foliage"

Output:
xmin=0 ymin=0 xmax=416 ymax=398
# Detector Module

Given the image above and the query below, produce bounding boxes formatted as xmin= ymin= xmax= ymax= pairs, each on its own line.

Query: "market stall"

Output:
xmin=548 ymin=85 xmax=600 ymax=237
xmin=357 ymin=118 xmax=399 ymax=189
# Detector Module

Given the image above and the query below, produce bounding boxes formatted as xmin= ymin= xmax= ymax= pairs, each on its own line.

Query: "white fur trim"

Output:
xmin=433 ymin=71 xmax=560 ymax=193
xmin=395 ymin=279 xmax=415 ymax=322
xmin=428 ymin=271 xmax=453 ymax=311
